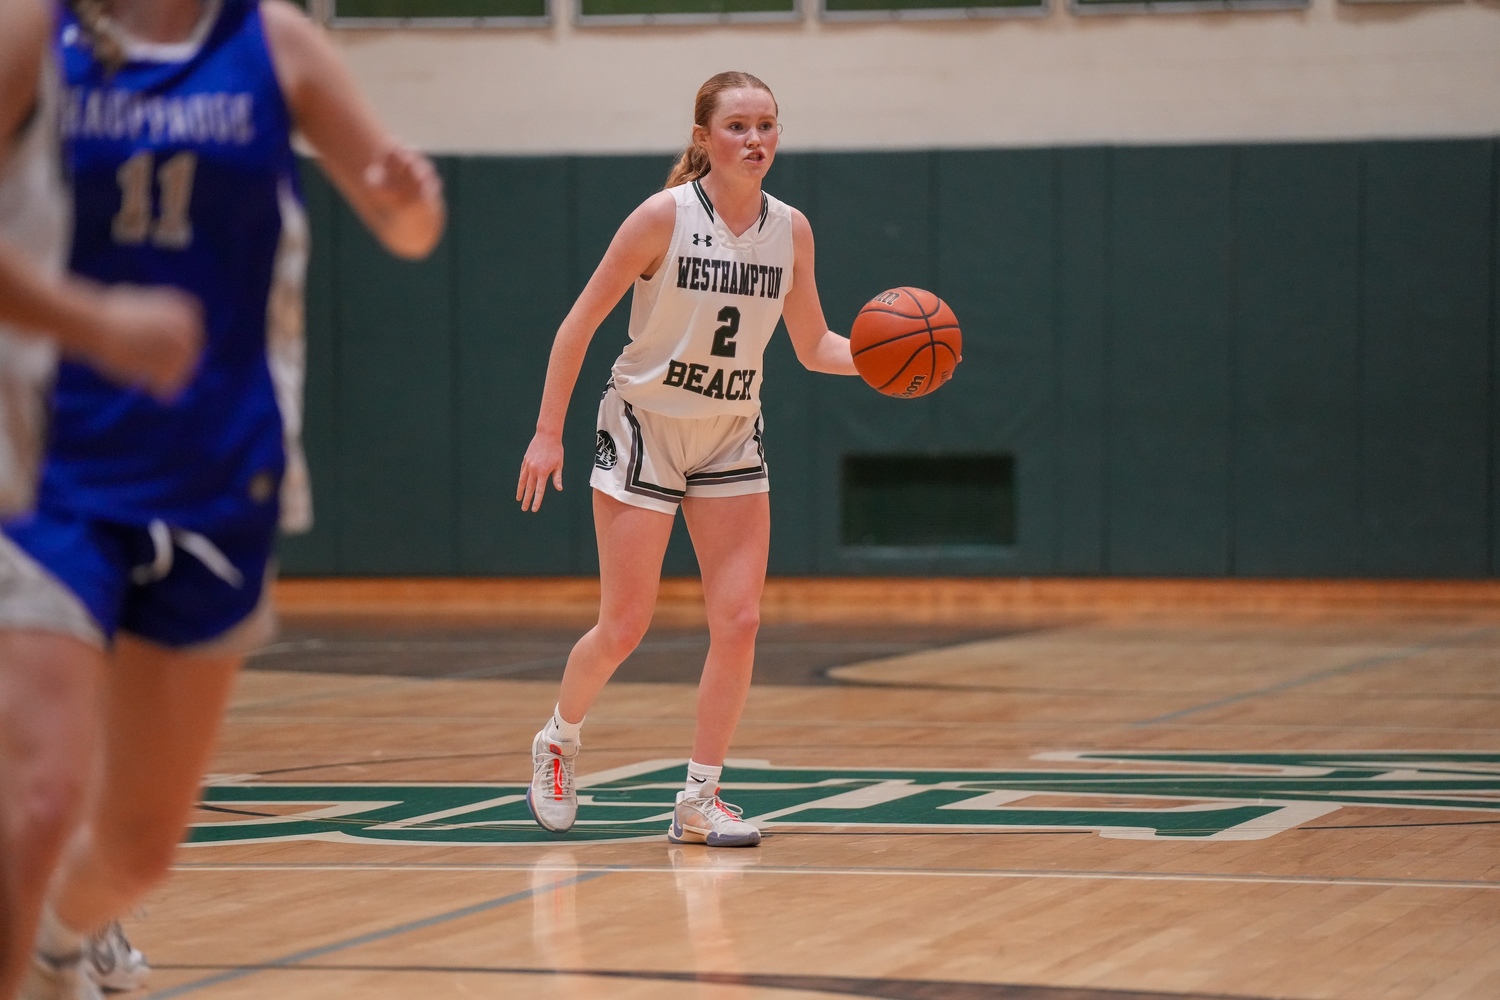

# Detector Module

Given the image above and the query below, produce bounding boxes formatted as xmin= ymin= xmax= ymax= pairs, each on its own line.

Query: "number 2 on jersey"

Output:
xmin=710 ymin=305 xmax=740 ymax=358
xmin=112 ymin=151 xmax=197 ymax=249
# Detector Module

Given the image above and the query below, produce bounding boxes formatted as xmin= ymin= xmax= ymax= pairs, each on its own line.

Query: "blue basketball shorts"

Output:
xmin=0 ymin=505 xmax=277 ymax=653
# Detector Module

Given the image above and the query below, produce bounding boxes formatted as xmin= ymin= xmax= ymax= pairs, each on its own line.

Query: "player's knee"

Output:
xmin=13 ymin=770 xmax=88 ymax=854
xmin=710 ymin=603 xmax=761 ymax=644
xmin=594 ymin=615 xmax=651 ymax=661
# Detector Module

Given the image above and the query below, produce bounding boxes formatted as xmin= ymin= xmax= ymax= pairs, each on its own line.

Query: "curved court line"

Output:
xmin=139 ymin=870 xmax=610 ymax=1000
xmin=145 ymin=964 xmax=1264 ymax=1000
xmin=1133 ymin=625 xmax=1500 ymax=726
xmin=171 ymin=862 xmax=1500 ymax=891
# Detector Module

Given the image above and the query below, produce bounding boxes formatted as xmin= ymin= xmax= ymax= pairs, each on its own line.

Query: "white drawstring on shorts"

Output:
xmin=129 ymin=519 xmax=244 ymax=588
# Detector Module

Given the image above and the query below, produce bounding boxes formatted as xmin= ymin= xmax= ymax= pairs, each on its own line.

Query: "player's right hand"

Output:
xmin=362 ymin=144 xmax=445 ymax=259
xmin=517 ymin=433 xmax=564 ymax=512
xmin=88 ymin=285 xmax=204 ymax=402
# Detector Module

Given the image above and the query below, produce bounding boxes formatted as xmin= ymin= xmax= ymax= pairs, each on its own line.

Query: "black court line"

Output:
xmin=140 ymin=871 xmax=611 ymax=1000
xmin=1302 ymin=818 xmax=1500 ymax=831
xmin=148 ymin=964 xmax=1269 ymax=1000
xmin=1133 ymin=625 xmax=1500 ymax=726
xmin=243 ymin=750 xmax=510 ymax=777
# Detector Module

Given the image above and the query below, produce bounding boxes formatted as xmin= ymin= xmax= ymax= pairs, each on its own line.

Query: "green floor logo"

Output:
xmin=190 ymin=751 xmax=1500 ymax=846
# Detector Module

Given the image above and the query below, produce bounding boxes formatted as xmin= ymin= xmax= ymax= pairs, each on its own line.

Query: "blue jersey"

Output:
xmin=47 ymin=0 xmax=309 ymax=534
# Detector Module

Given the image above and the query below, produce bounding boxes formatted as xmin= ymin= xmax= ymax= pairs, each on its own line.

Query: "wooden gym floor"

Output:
xmin=136 ymin=579 xmax=1499 ymax=1000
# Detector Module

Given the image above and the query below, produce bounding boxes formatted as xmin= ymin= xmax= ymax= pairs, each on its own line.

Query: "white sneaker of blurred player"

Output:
xmin=525 ymin=728 xmax=579 ymax=833
xmin=19 ymin=952 xmax=104 ymax=1000
xmin=667 ymin=789 xmax=761 ymax=847
xmin=84 ymin=921 xmax=149 ymax=992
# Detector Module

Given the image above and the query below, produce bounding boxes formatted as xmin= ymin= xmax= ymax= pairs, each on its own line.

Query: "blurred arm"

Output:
xmin=260 ymin=0 xmax=445 ymax=260
xmin=0 ymin=242 xmax=203 ymax=401
xmin=0 ymin=0 xmax=46 ymax=161
xmin=0 ymin=1 xmax=201 ymax=399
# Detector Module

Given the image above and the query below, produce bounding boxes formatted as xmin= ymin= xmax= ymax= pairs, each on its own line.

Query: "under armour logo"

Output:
xmin=693 ymin=234 xmax=712 ymax=247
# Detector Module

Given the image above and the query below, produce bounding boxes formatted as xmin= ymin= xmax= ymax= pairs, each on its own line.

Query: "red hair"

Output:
xmin=664 ymin=72 xmax=777 ymax=189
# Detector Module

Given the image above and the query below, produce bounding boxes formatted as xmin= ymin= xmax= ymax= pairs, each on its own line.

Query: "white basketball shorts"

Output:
xmin=590 ymin=385 xmax=769 ymax=516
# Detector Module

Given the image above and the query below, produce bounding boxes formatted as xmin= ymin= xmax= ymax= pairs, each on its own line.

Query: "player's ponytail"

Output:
xmin=664 ymin=144 xmax=710 ymax=189
xmin=664 ymin=71 xmax=777 ymax=190
xmin=67 ymin=0 xmax=128 ymax=74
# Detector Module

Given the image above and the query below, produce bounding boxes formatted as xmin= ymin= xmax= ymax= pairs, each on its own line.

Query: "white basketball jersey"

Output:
xmin=611 ymin=179 xmax=794 ymax=418
xmin=0 ymin=50 xmax=68 ymax=518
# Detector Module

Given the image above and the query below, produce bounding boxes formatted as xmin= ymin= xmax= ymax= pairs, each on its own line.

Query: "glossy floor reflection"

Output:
xmin=135 ymin=585 xmax=1500 ymax=1000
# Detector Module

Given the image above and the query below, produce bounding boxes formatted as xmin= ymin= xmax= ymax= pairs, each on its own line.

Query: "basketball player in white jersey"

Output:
xmin=1 ymin=3 xmax=199 ymax=996
xmin=517 ymin=71 xmax=858 ymax=847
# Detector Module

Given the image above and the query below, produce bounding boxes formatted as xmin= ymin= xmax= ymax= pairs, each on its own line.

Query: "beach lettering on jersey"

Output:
xmin=62 ymin=86 xmax=257 ymax=146
xmin=661 ymin=360 xmax=756 ymax=401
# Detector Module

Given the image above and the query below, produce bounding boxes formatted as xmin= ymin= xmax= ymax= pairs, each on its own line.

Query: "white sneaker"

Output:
xmin=19 ymin=952 xmax=104 ymax=1000
xmin=667 ymin=789 xmax=760 ymax=848
xmin=84 ymin=922 xmax=149 ymax=992
xmin=525 ymin=728 xmax=579 ymax=833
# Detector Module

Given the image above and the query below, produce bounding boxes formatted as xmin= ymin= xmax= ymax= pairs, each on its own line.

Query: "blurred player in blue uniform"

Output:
xmin=1 ymin=1 xmax=201 ymax=996
xmin=0 ymin=2 xmax=444 ymax=997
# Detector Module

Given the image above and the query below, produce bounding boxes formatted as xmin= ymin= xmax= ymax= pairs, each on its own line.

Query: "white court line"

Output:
xmin=172 ymin=862 xmax=1499 ymax=891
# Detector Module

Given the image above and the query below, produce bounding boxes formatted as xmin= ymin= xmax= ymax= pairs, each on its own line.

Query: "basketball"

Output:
xmin=849 ymin=287 xmax=961 ymax=399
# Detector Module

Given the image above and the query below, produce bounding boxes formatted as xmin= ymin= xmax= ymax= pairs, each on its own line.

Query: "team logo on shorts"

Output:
xmin=247 ymin=470 xmax=276 ymax=504
xmin=594 ymin=431 xmax=618 ymax=470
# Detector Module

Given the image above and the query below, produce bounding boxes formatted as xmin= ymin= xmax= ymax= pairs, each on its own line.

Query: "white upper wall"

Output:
xmin=328 ymin=1 xmax=1500 ymax=153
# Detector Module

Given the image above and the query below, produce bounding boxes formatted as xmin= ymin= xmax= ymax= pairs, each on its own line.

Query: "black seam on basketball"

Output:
xmin=852 ymin=328 xmax=939 ymax=356
xmin=897 ymin=286 xmax=941 ymax=319
xmin=857 ymin=306 xmax=942 ymax=321
xmin=875 ymin=346 xmax=934 ymax=393
xmin=914 ymin=290 xmax=938 ymax=389
xmin=857 ymin=307 xmax=913 ymax=318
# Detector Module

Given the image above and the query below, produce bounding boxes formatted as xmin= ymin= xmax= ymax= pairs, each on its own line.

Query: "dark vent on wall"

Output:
xmin=841 ymin=455 xmax=1016 ymax=548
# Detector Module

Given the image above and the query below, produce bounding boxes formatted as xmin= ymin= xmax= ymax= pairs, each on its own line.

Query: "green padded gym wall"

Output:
xmin=1360 ymin=141 xmax=1492 ymax=577
xmin=279 ymin=139 xmax=1499 ymax=578
xmin=1232 ymin=143 xmax=1362 ymax=577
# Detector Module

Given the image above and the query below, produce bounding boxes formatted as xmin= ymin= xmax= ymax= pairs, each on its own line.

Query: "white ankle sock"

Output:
xmin=685 ymin=760 xmax=722 ymax=798
xmin=544 ymin=705 xmax=583 ymax=745
xmin=35 ymin=905 xmax=85 ymax=962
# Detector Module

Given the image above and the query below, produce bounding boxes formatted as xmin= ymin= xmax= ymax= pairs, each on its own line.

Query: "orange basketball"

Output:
xmin=849 ymin=287 xmax=961 ymax=399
